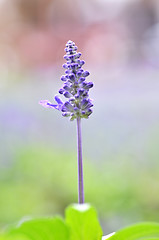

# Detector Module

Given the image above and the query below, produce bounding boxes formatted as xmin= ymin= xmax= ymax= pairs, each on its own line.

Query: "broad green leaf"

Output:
xmin=65 ymin=203 xmax=103 ymax=240
xmin=6 ymin=217 xmax=69 ymax=240
xmin=2 ymin=235 xmax=29 ymax=240
xmin=0 ymin=236 xmax=8 ymax=240
xmin=107 ymin=222 xmax=159 ymax=240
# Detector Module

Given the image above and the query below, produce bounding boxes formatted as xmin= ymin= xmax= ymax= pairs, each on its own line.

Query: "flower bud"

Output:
xmin=82 ymin=71 xmax=90 ymax=77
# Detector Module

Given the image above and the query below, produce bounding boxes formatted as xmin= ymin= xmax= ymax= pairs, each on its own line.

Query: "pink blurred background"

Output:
xmin=0 ymin=0 xmax=159 ymax=70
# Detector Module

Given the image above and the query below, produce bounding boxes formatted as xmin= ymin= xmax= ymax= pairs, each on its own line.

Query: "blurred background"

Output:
xmin=1 ymin=0 xmax=159 ymax=234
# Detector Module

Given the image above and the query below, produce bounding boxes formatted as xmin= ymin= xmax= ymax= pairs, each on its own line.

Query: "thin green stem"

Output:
xmin=76 ymin=117 xmax=84 ymax=204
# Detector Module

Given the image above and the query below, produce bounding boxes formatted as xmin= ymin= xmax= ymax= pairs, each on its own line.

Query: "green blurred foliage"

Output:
xmin=0 ymin=143 xmax=159 ymax=230
xmin=1 ymin=197 xmax=159 ymax=240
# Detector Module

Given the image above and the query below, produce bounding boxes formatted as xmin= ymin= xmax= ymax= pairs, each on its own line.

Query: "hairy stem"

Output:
xmin=77 ymin=117 xmax=84 ymax=204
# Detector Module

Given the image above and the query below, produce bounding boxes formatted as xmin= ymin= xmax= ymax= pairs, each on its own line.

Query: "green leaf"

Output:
xmin=6 ymin=217 xmax=69 ymax=240
xmin=3 ymin=235 xmax=29 ymax=240
xmin=107 ymin=222 xmax=159 ymax=240
xmin=65 ymin=203 xmax=103 ymax=240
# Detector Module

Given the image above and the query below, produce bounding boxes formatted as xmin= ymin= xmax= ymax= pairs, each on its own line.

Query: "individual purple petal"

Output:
xmin=81 ymin=99 xmax=93 ymax=110
xmin=62 ymin=113 xmax=70 ymax=117
xmin=79 ymin=60 xmax=85 ymax=66
xmin=86 ymin=109 xmax=93 ymax=116
xmin=62 ymin=63 xmax=68 ymax=69
xmin=74 ymin=107 xmax=79 ymax=113
xmin=77 ymin=71 xmax=83 ymax=77
xmin=69 ymin=97 xmax=75 ymax=103
xmin=82 ymin=91 xmax=88 ymax=97
xmin=75 ymin=53 xmax=82 ymax=58
xmin=61 ymin=106 xmax=67 ymax=112
xmin=39 ymin=100 xmax=58 ymax=109
xmin=63 ymin=55 xmax=69 ymax=60
xmin=78 ymin=77 xmax=85 ymax=83
xmin=61 ymin=75 xmax=67 ymax=81
xmin=55 ymin=95 xmax=63 ymax=105
xmin=47 ymin=103 xmax=59 ymax=109
xmin=69 ymin=74 xmax=75 ymax=81
xmin=78 ymin=89 xmax=84 ymax=96
xmin=87 ymin=82 xmax=93 ymax=88
xmin=76 ymin=60 xmax=85 ymax=66
xmin=59 ymin=88 xmax=65 ymax=94
xmin=73 ymin=46 xmax=78 ymax=51
xmin=75 ymin=94 xmax=80 ymax=99
xmin=65 ymin=69 xmax=72 ymax=74
xmin=82 ymin=71 xmax=90 ymax=77
xmin=82 ymin=82 xmax=93 ymax=89
xmin=62 ymin=102 xmax=73 ymax=112
xmin=63 ymin=84 xmax=71 ymax=91
xmin=64 ymin=102 xmax=74 ymax=111
xmin=64 ymin=91 xmax=72 ymax=98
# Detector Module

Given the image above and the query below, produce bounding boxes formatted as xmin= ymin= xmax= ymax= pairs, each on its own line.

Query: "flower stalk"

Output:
xmin=77 ymin=117 xmax=84 ymax=204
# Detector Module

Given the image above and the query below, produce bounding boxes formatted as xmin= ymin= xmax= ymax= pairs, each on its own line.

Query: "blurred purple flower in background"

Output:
xmin=39 ymin=40 xmax=93 ymax=121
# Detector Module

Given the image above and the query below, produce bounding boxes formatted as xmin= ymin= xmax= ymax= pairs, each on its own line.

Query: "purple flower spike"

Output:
xmin=39 ymin=40 xmax=93 ymax=120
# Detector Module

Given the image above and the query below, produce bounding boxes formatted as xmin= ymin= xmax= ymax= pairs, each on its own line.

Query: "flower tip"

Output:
xmin=39 ymin=100 xmax=50 ymax=108
xmin=66 ymin=40 xmax=75 ymax=47
xmin=67 ymin=40 xmax=74 ymax=44
xmin=39 ymin=100 xmax=47 ymax=105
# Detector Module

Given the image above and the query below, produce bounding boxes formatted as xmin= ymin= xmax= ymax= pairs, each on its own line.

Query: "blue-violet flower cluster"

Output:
xmin=39 ymin=40 xmax=93 ymax=120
